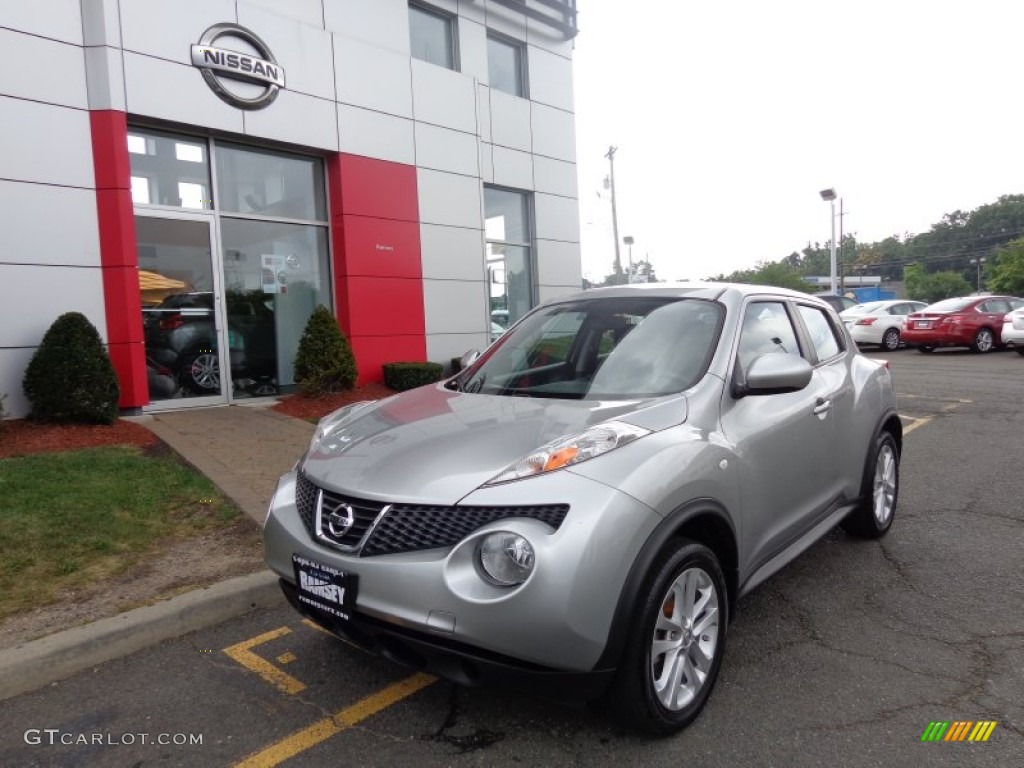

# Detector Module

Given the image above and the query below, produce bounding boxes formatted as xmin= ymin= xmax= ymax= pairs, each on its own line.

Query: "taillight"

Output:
xmin=158 ymin=314 xmax=185 ymax=331
xmin=855 ymin=317 xmax=878 ymax=326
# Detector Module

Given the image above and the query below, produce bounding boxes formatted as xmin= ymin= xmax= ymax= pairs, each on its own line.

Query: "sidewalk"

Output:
xmin=0 ymin=403 xmax=316 ymax=701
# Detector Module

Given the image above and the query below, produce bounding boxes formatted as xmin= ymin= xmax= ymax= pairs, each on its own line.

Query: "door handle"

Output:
xmin=813 ymin=398 xmax=831 ymax=416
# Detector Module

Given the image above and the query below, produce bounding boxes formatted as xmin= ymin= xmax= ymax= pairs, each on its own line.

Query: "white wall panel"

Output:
xmin=324 ymin=0 xmax=409 ymax=54
xmin=488 ymin=89 xmax=531 ymax=151
xmin=475 ymin=83 xmax=492 ymax=142
xmin=244 ymin=90 xmax=338 ymax=151
xmin=411 ymin=59 xmax=476 ymax=134
xmin=0 ymin=265 xmax=107 ymax=348
xmin=533 ymin=192 xmax=580 ymax=243
xmin=0 ymin=348 xmax=35 ymax=419
xmin=536 ymin=239 xmax=582 ymax=287
xmin=420 ymin=223 xmax=485 ymax=281
xmin=237 ymin=4 xmax=335 ymax=100
xmin=533 ymin=155 xmax=577 ymax=198
xmin=415 ymin=123 xmax=479 ymax=176
xmin=417 ymin=169 xmax=481 ymax=228
xmin=81 ymin=0 xmax=123 ymax=46
xmin=240 ymin=0 xmax=324 ymax=29
xmin=1 ymin=0 xmax=82 ymax=44
xmin=491 ymin=146 xmax=533 ymax=190
xmin=458 ymin=17 xmax=488 ymax=83
xmin=527 ymin=45 xmax=574 ymax=112
xmin=480 ymin=1 xmax=527 ymax=41
xmin=479 ymin=142 xmax=494 ymax=183
xmin=120 ymin=0 xmax=235 ymax=63
xmin=123 ymin=52 xmax=244 ymax=134
xmin=335 ymin=36 xmax=412 ymax=117
xmin=0 ymin=97 xmax=93 ymax=187
xmin=0 ymin=181 xmax=100 ymax=267
xmin=0 ymin=29 xmax=88 ymax=109
xmin=530 ymin=103 xmax=575 ymax=161
xmin=426 ymin=332 xmax=488 ymax=368
xmin=526 ymin=19 xmax=575 ymax=56
xmin=338 ymin=105 xmax=415 ymax=165
xmin=84 ymin=45 xmax=126 ymax=111
xmin=423 ymin=279 xmax=487 ymax=334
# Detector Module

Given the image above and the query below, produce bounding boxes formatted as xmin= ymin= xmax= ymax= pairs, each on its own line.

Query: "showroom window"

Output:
xmin=409 ymin=3 xmax=457 ymax=70
xmin=128 ymin=129 xmax=211 ymax=209
xmin=488 ymin=33 xmax=527 ymax=97
xmin=485 ymin=186 xmax=534 ymax=328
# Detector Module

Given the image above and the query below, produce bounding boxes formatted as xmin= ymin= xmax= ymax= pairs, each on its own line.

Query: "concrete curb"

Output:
xmin=0 ymin=571 xmax=283 ymax=702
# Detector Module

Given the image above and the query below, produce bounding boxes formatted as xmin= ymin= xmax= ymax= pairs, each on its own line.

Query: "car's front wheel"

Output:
xmin=882 ymin=328 xmax=901 ymax=351
xmin=842 ymin=432 xmax=899 ymax=538
xmin=607 ymin=539 xmax=727 ymax=735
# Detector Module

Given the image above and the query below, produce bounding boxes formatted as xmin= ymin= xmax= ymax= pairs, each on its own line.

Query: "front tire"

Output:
xmin=606 ymin=540 xmax=727 ymax=735
xmin=882 ymin=328 xmax=900 ymax=351
xmin=842 ymin=432 xmax=899 ymax=538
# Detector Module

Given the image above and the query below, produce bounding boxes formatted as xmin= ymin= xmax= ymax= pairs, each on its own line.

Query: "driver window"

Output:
xmin=737 ymin=302 xmax=801 ymax=371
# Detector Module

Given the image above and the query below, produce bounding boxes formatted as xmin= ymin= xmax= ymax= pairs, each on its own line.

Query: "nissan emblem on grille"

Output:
xmin=326 ymin=501 xmax=355 ymax=537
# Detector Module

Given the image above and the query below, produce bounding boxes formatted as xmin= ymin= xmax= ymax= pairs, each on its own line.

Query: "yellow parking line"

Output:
xmin=902 ymin=415 xmax=932 ymax=436
xmin=223 ymin=627 xmax=306 ymax=695
xmin=233 ymin=672 xmax=437 ymax=768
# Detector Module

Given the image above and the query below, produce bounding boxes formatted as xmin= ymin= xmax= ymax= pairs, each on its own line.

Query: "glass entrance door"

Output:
xmin=136 ymin=214 xmax=228 ymax=406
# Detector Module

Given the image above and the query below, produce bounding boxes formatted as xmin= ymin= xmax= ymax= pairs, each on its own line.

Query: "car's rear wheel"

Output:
xmin=607 ymin=539 xmax=727 ymax=735
xmin=842 ymin=432 xmax=899 ymax=539
xmin=882 ymin=328 xmax=900 ymax=351
xmin=917 ymin=345 xmax=935 ymax=354
xmin=179 ymin=350 xmax=220 ymax=394
xmin=970 ymin=328 xmax=995 ymax=353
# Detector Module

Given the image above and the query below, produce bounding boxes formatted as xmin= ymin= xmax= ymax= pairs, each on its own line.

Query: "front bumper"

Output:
xmin=263 ymin=469 xmax=661 ymax=676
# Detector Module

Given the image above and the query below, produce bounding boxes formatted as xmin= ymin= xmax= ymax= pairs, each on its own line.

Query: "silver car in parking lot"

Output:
xmin=263 ymin=283 xmax=902 ymax=734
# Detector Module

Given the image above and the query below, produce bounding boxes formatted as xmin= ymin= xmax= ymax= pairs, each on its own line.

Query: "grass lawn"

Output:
xmin=0 ymin=445 xmax=243 ymax=620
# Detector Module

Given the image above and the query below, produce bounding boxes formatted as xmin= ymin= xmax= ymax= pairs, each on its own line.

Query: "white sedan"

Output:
xmin=840 ymin=300 xmax=927 ymax=350
xmin=1003 ymin=307 xmax=1024 ymax=355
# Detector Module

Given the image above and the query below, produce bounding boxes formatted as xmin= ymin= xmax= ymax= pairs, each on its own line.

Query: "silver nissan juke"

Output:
xmin=262 ymin=282 xmax=901 ymax=735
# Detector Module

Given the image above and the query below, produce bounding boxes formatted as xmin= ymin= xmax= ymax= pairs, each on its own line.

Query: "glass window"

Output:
xmin=215 ymin=144 xmax=326 ymax=222
xmin=488 ymin=33 xmax=526 ymax=97
xmin=737 ymin=302 xmax=802 ymax=370
xmin=798 ymin=305 xmax=843 ymax=362
xmin=409 ymin=3 xmax=456 ymax=69
xmin=485 ymin=187 xmax=533 ymax=328
xmin=128 ymin=128 xmax=211 ymax=210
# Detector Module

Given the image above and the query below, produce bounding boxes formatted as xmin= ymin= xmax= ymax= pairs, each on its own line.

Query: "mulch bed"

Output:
xmin=0 ymin=383 xmax=397 ymax=458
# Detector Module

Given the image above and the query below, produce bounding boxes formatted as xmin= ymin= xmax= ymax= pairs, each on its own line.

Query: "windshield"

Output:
xmin=924 ymin=297 xmax=975 ymax=313
xmin=457 ymin=297 xmax=724 ymax=400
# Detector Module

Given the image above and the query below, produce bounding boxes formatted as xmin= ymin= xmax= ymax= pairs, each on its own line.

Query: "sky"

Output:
xmin=571 ymin=1 xmax=1024 ymax=284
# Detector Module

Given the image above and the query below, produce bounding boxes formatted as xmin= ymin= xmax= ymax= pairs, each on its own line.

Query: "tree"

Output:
xmin=904 ymin=265 xmax=972 ymax=303
xmin=293 ymin=306 xmax=357 ymax=395
xmin=22 ymin=312 xmax=120 ymax=424
xmin=987 ymin=236 xmax=1024 ymax=295
xmin=711 ymin=261 xmax=809 ymax=292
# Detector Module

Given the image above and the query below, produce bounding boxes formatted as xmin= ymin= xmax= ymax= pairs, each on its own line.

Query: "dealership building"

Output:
xmin=0 ymin=0 xmax=581 ymax=418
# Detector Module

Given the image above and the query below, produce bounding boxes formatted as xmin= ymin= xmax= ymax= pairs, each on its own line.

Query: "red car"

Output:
xmin=902 ymin=295 xmax=1024 ymax=353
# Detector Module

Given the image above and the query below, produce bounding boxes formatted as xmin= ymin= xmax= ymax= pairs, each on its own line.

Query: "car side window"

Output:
xmin=737 ymin=302 xmax=802 ymax=371
xmin=980 ymin=299 xmax=1009 ymax=314
xmin=797 ymin=305 xmax=843 ymax=362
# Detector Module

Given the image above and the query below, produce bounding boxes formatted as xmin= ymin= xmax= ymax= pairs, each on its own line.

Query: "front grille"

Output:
xmin=294 ymin=472 xmax=568 ymax=557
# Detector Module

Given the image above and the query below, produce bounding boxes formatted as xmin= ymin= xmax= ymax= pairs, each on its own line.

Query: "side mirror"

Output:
xmin=459 ymin=349 xmax=481 ymax=370
xmin=741 ymin=354 xmax=812 ymax=396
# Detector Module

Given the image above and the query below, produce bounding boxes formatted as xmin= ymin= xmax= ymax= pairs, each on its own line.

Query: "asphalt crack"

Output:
xmin=421 ymin=683 xmax=505 ymax=754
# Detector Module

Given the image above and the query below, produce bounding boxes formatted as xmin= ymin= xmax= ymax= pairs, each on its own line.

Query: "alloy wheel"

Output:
xmin=883 ymin=328 xmax=900 ymax=351
xmin=873 ymin=442 xmax=897 ymax=526
xmin=650 ymin=567 xmax=720 ymax=711
xmin=188 ymin=353 xmax=220 ymax=391
xmin=974 ymin=329 xmax=994 ymax=353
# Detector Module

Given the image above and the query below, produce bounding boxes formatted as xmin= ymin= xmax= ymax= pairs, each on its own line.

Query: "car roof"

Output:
xmin=546 ymin=282 xmax=833 ymax=307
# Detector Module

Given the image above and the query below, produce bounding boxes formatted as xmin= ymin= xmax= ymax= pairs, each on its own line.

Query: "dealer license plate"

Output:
xmin=292 ymin=554 xmax=358 ymax=621
xmin=915 ymin=320 xmax=932 ymax=329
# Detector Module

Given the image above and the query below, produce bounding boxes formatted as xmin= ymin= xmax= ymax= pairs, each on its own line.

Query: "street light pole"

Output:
xmin=605 ymin=146 xmax=622 ymax=283
xmin=819 ymin=188 xmax=838 ymax=294
xmin=623 ymin=235 xmax=634 ymax=282
xmin=970 ymin=257 xmax=986 ymax=292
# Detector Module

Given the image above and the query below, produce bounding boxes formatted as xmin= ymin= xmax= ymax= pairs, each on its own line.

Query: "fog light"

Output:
xmin=478 ymin=533 xmax=535 ymax=586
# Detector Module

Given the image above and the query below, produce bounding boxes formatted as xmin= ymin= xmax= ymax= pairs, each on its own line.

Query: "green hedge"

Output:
xmin=382 ymin=362 xmax=444 ymax=392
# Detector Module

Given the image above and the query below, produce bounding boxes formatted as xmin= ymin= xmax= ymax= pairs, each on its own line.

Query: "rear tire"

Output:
xmin=842 ymin=432 xmax=899 ymax=539
xmin=605 ymin=540 xmax=727 ymax=735
xmin=1017 ymin=348 xmax=1024 ymax=356
xmin=882 ymin=328 xmax=900 ymax=351
xmin=179 ymin=349 xmax=220 ymax=394
xmin=970 ymin=328 xmax=995 ymax=353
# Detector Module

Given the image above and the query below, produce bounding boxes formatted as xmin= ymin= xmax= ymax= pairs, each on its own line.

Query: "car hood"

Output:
xmin=300 ymin=384 xmax=686 ymax=505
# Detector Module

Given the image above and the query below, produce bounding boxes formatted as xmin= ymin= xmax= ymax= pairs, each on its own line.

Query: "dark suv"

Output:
xmin=143 ymin=292 xmax=276 ymax=395
xmin=813 ymin=293 xmax=859 ymax=313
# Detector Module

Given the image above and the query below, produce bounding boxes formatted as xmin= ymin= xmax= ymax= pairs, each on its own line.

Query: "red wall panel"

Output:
xmin=333 ymin=153 xmax=419 ymax=221
xmin=349 ymin=335 xmax=427 ymax=384
xmin=338 ymin=215 xmax=422 ymax=279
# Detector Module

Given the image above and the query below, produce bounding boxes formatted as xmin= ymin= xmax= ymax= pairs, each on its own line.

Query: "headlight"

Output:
xmin=486 ymin=421 xmax=650 ymax=485
xmin=477 ymin=532 xmax=535 ymax=586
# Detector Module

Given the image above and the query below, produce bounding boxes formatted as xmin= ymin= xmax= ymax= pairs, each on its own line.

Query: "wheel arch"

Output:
xmin=594 ymin=499 xmax=737 ymax=671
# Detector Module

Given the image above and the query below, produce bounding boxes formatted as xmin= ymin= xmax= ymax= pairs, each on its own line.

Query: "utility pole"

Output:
xmin=605 ymin=146 xmax=622 ymax=282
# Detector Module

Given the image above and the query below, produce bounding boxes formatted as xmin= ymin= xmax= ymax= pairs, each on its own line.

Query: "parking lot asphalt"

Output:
xmin=1 ymin=348 xmax=1022 ymax=767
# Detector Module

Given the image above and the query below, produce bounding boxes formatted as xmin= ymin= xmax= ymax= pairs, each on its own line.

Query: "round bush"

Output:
xmin=22 ymin=312 xmax=120 ymax=424
xmin=293 ymin=305 xmax=357 ymax=395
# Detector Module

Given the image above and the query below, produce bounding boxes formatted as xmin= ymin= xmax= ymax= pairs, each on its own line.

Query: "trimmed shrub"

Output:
xmin=0 ymin=392 xmax=7 ymax=436
xmin=22 ymin=312 xmax=120 ymax=424
xmin=293 ymin=305 xmax=357 ymax=395
xmin=383 ymin=362 xmax=444 ymax=392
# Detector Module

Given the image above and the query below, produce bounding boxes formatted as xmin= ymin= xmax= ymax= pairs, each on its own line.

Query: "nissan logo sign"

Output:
xmin=190 ymin=23 xmax=284 ymax=110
